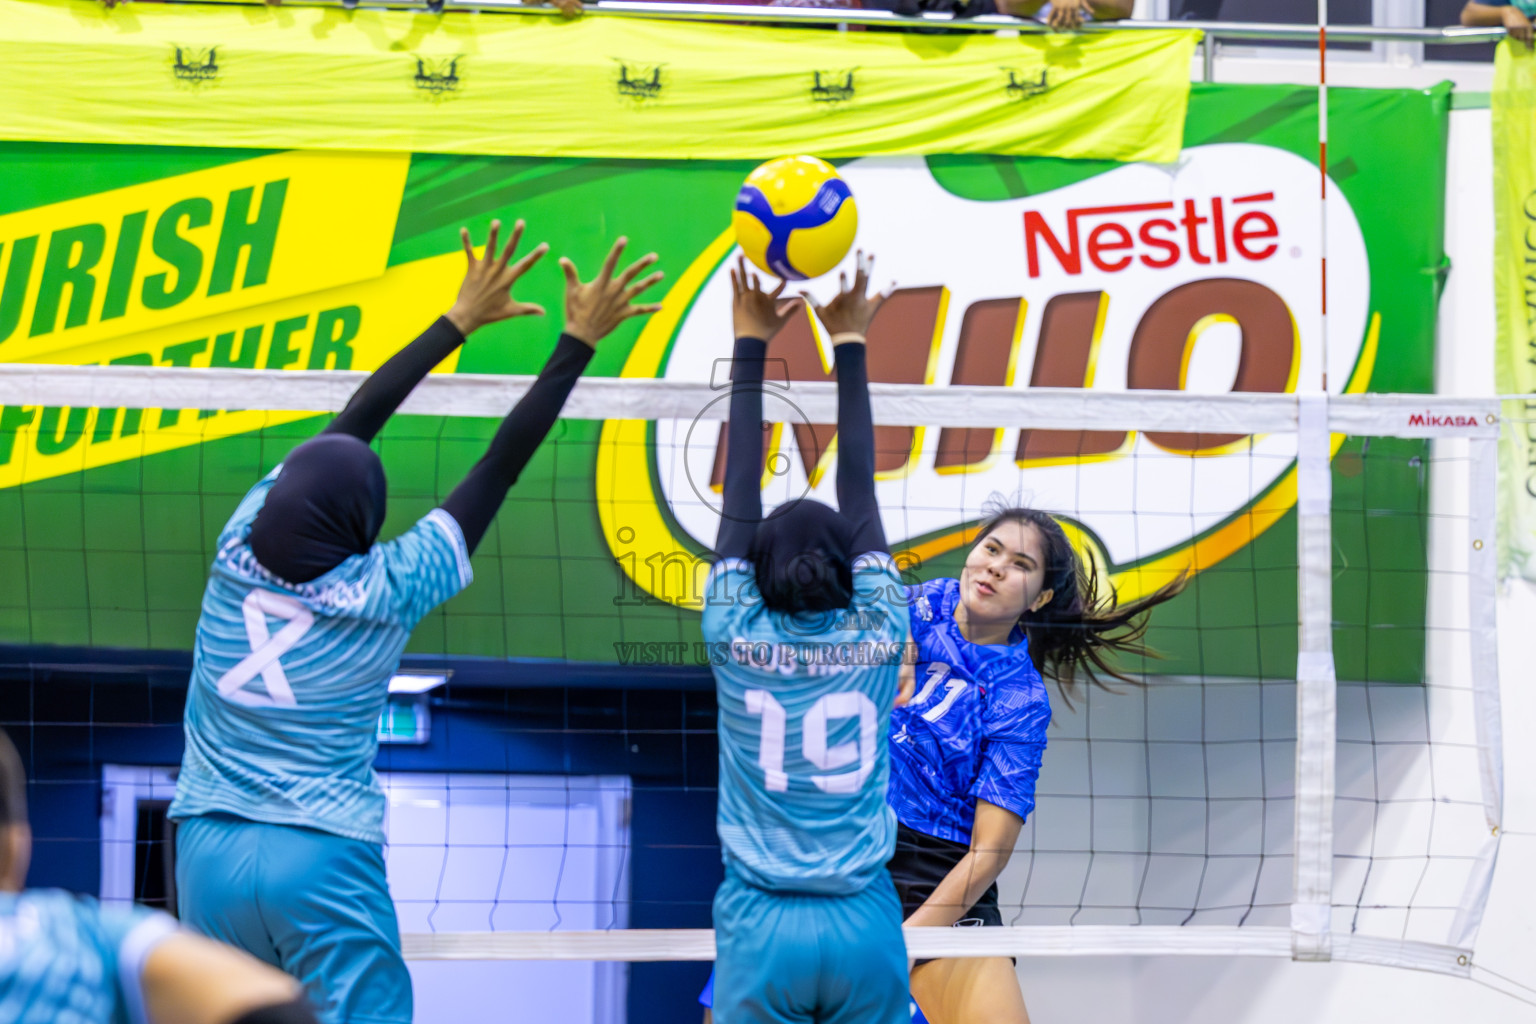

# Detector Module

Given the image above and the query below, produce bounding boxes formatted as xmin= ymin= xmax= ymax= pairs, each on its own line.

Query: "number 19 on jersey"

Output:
xmin=745 ymin=690 xmax=878 ymax=794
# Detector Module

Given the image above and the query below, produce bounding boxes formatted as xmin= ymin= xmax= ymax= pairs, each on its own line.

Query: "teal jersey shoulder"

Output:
xmin=0 ymin=890 xmax=177 ymax=1024
xmin=170 ymin=467 xmax=473 ymax=843
xmin=702 ymin=553 xmax=909 ymax=894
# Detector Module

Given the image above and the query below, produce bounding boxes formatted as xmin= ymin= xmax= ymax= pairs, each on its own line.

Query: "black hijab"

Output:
xmin=248 ymin=434 xmax=387 ymax=584
xmin=747 ymin=499 xmax=855 ymax=614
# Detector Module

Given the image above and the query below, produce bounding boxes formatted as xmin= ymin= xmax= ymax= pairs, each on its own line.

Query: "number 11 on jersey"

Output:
xmin=912 ymin=663 xmax=967 ymax=723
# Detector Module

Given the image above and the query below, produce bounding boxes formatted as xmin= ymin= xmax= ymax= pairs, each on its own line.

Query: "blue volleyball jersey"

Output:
xmin=0 ymin=890 xmax=178 ymax=1024
xmin=887 ymin=577 xmax=1050 ymax=846
xmin=169 ymin=467 xmax=472 ymax=844
xmin=702 ymin=553 xmax=909 ymax=895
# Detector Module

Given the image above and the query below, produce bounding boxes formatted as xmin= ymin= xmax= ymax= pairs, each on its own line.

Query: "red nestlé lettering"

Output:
xmin=1023 ymin=193 xmax=1280 ymax=278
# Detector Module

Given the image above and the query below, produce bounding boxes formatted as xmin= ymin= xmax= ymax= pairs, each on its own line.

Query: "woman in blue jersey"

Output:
xmin=0 ymin=729 xmax=322 ymax=1024
xmin=893 ymin=506 xmax=1184 ymax=1024
xmin=169 ymin=221 xmax=664 ymax=1024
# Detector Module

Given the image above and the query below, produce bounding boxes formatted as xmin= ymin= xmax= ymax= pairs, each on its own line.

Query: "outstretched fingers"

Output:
xmin=614 ymin=251 xmax=660 ymax=290
xmin=623 ymin=302 xmax=666 ymax=320
xmin=447 ymin=218 xmax=549 ymax=333
xmin=598 ymin=236 xmax=628 ymax=285
xmin=866 ymin=266 xmax=889 ymax=318
xmin=561 ymin=241 xmax=667 ymax=345
xmin=853 ymin=250 xmax=872 ymax=296
xmin=507 ymin=241 xmax=550 ymax=282
xmin=623 ymin=269 xmax=666 ymax=303
xmin=482 ymin=220 xmax=501 ymax=267
xmin=731 ymin=257 xmax=756 ymax=300
xmin=509 ymin=300 xmax=548 ymax=318
xmin=497 ymin=219 xmax=526 ymax=269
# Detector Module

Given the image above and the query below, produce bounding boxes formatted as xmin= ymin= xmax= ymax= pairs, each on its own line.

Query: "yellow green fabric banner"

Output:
xmin=0 ymin=0 xmax=1195 ymax=162
xmin=1493 ymin=39 xmax=1536 ymax=581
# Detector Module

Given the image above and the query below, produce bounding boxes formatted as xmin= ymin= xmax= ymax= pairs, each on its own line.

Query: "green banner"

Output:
xmin=0 ymin=82 xmax=1449 ymax=684
xmin=1494 ymin=41 xmax=1536 ymax=582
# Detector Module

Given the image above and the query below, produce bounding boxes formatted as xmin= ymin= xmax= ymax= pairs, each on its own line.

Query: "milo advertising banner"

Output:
xmin=0 ymin=15 xmax=1447 ymax=683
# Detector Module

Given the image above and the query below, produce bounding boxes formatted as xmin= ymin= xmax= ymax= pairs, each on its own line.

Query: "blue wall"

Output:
xmin=2 ymin=653 xmax=721 ymax=1024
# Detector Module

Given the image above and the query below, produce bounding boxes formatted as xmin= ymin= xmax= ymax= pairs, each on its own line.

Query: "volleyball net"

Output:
xmin=0 ymin=361 xmax=1503 ymax=976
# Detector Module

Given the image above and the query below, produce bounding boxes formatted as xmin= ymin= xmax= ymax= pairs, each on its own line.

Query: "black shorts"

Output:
xmin=889 ymin=822 xmax=1004 ymax=928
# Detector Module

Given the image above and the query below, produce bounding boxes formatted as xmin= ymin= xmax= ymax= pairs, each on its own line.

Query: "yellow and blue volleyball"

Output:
xmin=732 ymin=156 xmax=858 ymax=281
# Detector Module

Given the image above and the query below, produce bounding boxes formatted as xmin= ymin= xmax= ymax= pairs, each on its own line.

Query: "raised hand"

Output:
xmin=560 ymin=237 xmax=665 ymax=347
xmin=445 ymin=219 xmax=550 ymax=336
xmin=1046 ymin=0 xmax=1092 ymax=29
xmin=803 ymin=250 xmax=888 ymax=342
xmin=730 ymin=256 xmax=801 ymax=341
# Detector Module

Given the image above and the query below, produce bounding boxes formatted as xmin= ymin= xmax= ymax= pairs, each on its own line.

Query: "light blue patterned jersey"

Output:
xmin=169 ymin=467 xmax=472 ymax=844
xmin=702 ymin=553 xmax=909 ymax=895
xmin=0 ymin=890 xmax=178 ymax=1024
xmin=887 ymin=577 xmax=1050 ymax=845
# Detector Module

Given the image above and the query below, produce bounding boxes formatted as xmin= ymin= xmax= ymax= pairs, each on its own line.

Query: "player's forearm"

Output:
xmin=142 ymin=933 xmax=312 ymax=1024
xmin=325 ymin=317 xmax=465 ymax=443
xmin=833 ymin=340 xmax=888 ymax=555
xmin=1460 ymin=1 xmax=1504 ymax=24
xmin=717 ymin=335 xmax=767 ymax=560
xmin=439 ymin=332 xmax=592 ymax=554
xmin=1088 ymin=0 xmax=1133 ymax=19
xmin=904 ymin=849 xmax=1012 ymax=927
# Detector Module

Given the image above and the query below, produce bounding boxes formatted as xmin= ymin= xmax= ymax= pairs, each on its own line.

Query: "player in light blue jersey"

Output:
xmin=0 ymin=729 xmax=321 ymax=1024
xmin=700 ymin=497 xmax=1185 ymax=1024
xmin=169 ymin=220 xmax=664 ymax=1024
xmin=701 ymin=254 xmax=913 ymax=1024
xmin=890 ymin=506 xmax=1184 ymax=1024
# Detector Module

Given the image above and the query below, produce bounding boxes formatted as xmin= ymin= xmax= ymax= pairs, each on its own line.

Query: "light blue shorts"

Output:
xmin=175 ymin=814 xmax=410 ymax=1024
xmin=712 ymin=870 xmax=908 ymax=1024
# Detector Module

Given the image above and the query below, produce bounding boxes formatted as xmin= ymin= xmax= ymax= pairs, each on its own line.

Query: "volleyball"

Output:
xmin=732 ymin=155 xmax=858 ymax=281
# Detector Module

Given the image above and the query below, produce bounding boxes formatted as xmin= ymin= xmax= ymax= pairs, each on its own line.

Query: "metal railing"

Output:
xmin=185 ymin=0 xmax=1509 ymax=44
xmin=523 ymin=4 xmax=1507 ymax=80
xmin=176 ymin=0 xmax=1510 ymax=79
xmin=456 ymin=0 xmax=1505 ymax=43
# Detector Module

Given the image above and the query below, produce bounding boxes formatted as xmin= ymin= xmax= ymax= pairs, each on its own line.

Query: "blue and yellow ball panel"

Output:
xmin=732 ymin=155 xmax=858 ymax=281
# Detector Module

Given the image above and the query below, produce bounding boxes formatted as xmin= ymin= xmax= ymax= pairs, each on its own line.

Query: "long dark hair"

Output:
xmin=967 ymin=505 xmax=1186 ymax=707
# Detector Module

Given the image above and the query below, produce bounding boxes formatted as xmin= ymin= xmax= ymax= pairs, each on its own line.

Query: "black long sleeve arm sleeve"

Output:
xmin=715 ymin=335 xmax=768 ymax=561
xmin=833 ymin=342 xmax=888 ymax=555
xmin=324 ymin=317 xmax=466 ymax=443
xmin=440 ymin=333 xmax=594 ymax=555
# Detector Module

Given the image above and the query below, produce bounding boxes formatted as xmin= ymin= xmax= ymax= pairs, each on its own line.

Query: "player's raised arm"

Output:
xmin=439 ymin=236 xmax=663 ymax=555
xmin=804 ymin=251 xmax=888 ymax=557
xmin=324 ymin=219 xmax=550 ymax=444
xmin=716 ymin=258 xmax=800 ymax=561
